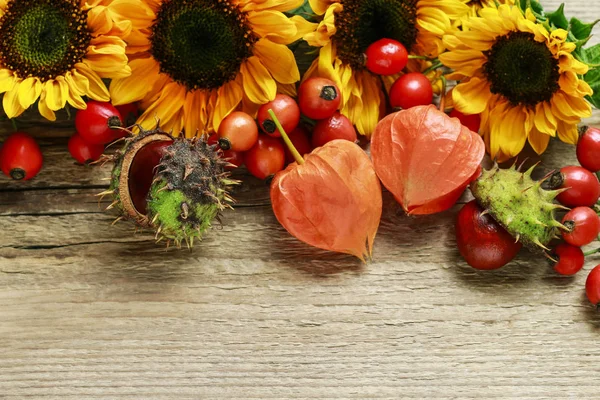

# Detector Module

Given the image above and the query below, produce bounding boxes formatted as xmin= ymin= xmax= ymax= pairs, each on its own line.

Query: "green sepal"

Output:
xmin=518 ymin=0 xmax=545 ymax=20
xmin=570 ymin=17 xmax=600 ymax=41
xmin=579 ymin=43 xmax=600 ymax=108
xmin=544 ymin=3 xmax=569 ymax=30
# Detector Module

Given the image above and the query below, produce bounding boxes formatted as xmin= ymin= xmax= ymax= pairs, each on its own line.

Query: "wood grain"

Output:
xmin=2 ymin=0 xmax=600 ymax=398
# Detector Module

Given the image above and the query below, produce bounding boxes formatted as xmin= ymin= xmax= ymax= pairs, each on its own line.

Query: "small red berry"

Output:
xmin=548 ymin=166 xmax=600 ymax=207
xmin=217 ymin=111 xmax=258 ymax=152
xmin=551 ymin=243 xmax=585 ymax=275
xmin=0 ymin=132 xmax=43 ymax=180
xmin=577 ymin=126 xmax=600 ymax=172
xmin=75 ymin=101 xmax=123 ymax=145
xmin=298 ymin=77 xmax=341 ymax=120
xmin=586 ymin=265 xmax=600 ymax=307
xmin=455 ymin=200 xmax=522 ymax=270
xmin=257 ymin=95 xmax=300 ymax=137
xmin=311 ymin=112 xmax=357 ymax=148
xmin=389 ymin=72 xmax=433 ymax=109
xmin=284 ymin=125 xmax=312 ymax=164
xmin=115 ymin=102 xmax=140 ymax=127
xmin=244 ymin=135 xmax=285 ymax=180
xmin=561 ymin=206 xmax=600 ymax=247
xmin=68 ymin=133 xmax=105 ymax=164
xmin=364 ymin=38 xmax=409 ymax=76
xmin=449 ymin=109 xmax=481 ymax=133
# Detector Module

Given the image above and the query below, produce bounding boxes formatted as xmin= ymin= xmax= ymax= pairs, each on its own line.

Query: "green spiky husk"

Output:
xmin=146 ymin=137 xmax=238 ymax=246
xmin=470 ymin=163 xmax=564 ymax=250
xmin=105 ymin=126 xmax=238 ymax=248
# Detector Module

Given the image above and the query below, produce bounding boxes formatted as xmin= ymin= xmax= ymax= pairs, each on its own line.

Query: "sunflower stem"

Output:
xmin=10 ymin=118 xmax=18 ymax=132
xmin=585 ymin=247 xmax=600 ymax=256
xmin=267 ymin=109 xmax=304 ymax=165
xmin=378 ymin=75 xmax=391 ymax=115
xmin=408 ymin=55 xmax=437 ymax=62
xmin=423 ymin=60 xmax=443 ymax=76
xmin=438 ymin=75 xmax=447 ymax=112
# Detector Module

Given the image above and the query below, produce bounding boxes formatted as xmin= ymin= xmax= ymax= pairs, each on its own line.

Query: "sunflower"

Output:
xmin=460 ymin=0 xmax=512 ymax=16
xmin=440 ymin=4 xmax=592 ymax=161
xmin=303 ymin=0 xmax=469 ymax=136
xmin=0 ymin=0 xmax=131 ymax=120
xmin=109 ymin=0 xmax=311 ymax=137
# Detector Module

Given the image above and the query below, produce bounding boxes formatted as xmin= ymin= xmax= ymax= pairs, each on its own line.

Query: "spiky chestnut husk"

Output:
xmin=147 ymin=137 xmax=239 ymax=247
xmin=102 ymin=127 xmax=174 ymax=227
xmin=102 ymin=126 xmax=238 ymax=248
xmin=470 ymin=163 xmax=567 ymax=251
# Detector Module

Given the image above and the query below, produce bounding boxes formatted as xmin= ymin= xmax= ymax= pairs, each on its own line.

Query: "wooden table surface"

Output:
xmin=2 ymin=1 xmax=600 ymax=398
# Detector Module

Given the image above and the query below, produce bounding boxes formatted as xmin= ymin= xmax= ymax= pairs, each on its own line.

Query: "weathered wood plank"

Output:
xmin=1 ymin=1 xmax=600 ymax=399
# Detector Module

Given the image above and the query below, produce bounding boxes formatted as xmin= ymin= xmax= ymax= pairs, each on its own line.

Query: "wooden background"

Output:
xmin=2 ymin=1 xmax=600 ymax=398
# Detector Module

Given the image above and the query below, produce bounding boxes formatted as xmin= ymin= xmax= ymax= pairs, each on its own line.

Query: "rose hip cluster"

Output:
xmin=210 ymin=77 xmax=357 ymax=180
xmin=544 ymin=128 xmax=600 ymax=283
xmin=364 ymin=38 xmax=435 ymax=110
xmin=69 ymin=101 xmax=138 ymax=164
xmin=0 ymin=101 xmax=138 ymax=182
xmin=565 ymin=126 xmax=600 ymax=308
xmin=456 ymin=125 xmax=600 ymax=308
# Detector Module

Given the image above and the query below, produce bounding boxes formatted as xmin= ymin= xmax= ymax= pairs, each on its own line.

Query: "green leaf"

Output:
xmin=570 ymin=17 xmax=600 ymax=41
xmin=579 ymin=43 xmax=600 ymax=64
xmin=545 ymin=3 xmax=569 ymax=30
xmin=519 ymin=0 xmax=545 ymax=19
xmin=581 ymin=44 xmax=600 ymax=108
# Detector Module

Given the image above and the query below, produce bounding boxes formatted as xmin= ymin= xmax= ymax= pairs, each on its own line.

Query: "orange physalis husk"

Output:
xmin=371 ymin=105 xmax=485 ymax=215
xmin=270 ymin=139 xmax=383 ymax=261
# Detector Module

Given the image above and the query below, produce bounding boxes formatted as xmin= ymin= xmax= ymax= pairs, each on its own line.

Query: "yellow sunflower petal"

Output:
xmin=533 ymin=102 xmax=557 ymax=135
xmin=552 ymin=91 xmax=592 ymax=120
xmin=304 ymin=3 xmax=340 ymax=47
xmin=248 ymin=10 xmax=299 ymax=45
xmin=43 ymin=79 xmax=66 ymax=111
xmin=528 ymin=126 xmax=551 ymax=155
xmin=237 ymin=0 xmax=303 ymax=12
xmin=3 ymin=83 xmax=25 ymax=118
xmin=239 ymin=56 xmax=277 ymax=105
xmin=213 ymin=80 xmax=244 ymax=132
xmin=452 ymin=77 xmax=492 ymax=115
xmin=308 ymin=0 xmax=334 ymax=15
xmin=0 ymin=73 xmax=16 ymax=95
xmin=253 ymin=39 xmax=300 ymax=84
xmin=137 ymin=81 xmax=187 ymax=132
xmin=351 ymin=72 xmax=380 ymax=136
xmin=74 ymin=63 xmax=110 ymax=101
xmin=62 ymin=72 xmax=87 ymax=109
xmin=183 ymin=90 xmax=208 ymax=138
xmin=316 ymin=42 xmax=340 ymax=90
xmin=37 ymin=91 xmax=56 ymax=121
xmin=488 ymin=102 xmax=528 ymax=160
xmin=557 ymin=120 xmax=579 ymax=144
xmin=290 ymin=15 xmax=318 ymax=42
xmin=419 ymin=0 xmax=469 ymax=18
xmin=83 ymin=36 xmax=130 ymax=79
xmin=110 ymin=57 xmax=160 ymax=105
xmin=417 ymin=8 xmax=451 ymax=36
xmin=17 ymin=77 xmax=43 ymax=110
xmin=439 ymin=49 xmax=485 ymax=75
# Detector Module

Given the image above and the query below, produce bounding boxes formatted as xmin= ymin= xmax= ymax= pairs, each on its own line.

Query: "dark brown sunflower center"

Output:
xmin=150 ymin=0 xmax=256 ymax=91
xmin=333 ymin=0 xmax=418 ymax=70
xmin=483 ymin=31 xmax=560 ymax=107
xmin=0 ymin=0 xmax=90 ymax=81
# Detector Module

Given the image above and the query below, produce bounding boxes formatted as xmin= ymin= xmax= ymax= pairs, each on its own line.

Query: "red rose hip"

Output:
xmin=455 ymin=200 xmax=522 ymax=270
xmin=0 ymin=132 xmax=43 ymax=180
